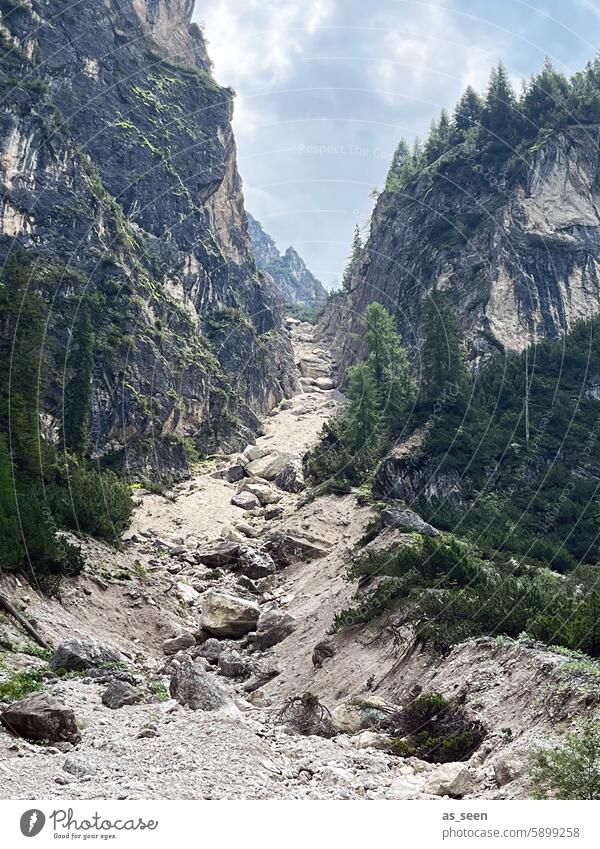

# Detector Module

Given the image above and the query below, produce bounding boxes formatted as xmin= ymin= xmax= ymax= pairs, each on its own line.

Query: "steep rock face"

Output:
xmin=321 ymin=126 xmax=600 ymax=373
xmin=247 ymin=213 xmax=327 ymax=305
xmin=0 ymin=0 xmax=296 ymax=473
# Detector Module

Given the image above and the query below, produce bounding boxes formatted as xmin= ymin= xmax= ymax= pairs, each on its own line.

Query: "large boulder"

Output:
xmin=246 ymin=452 xmax=294 ymax=481
xmin=1 ymin=693 xmax=81 ymax=744
xmin=200 ymin=590 xmax=260 ymax=637
xmin=101 ymin=680 xmax=143 ymax=710
xmin=266 ymin=530 xmax=331 ymax=565
xmin=314 ymin=377 xmax=335 ymax=390
xmin=197 ymin=637 xmax=237 ymax=665
xmin=231 ymin=491 xmax=261 ymax=510
xmin=238 ymin=546 xmax=277 ymax=579
xmin=195 ymin=541 xmax=240 ymax=568
xmin=255 ymin=608 xmax=296 ymax=650
xmin=49 ymin=638 xmax=127 ymax=673
xmin=381 ymin=507 xmax=440 ymax=537
xmin=243 ymin=659 xmax=280 ymax=692
xmin=169 ymin=661 xmax=229 ymax=711
xmin=330 ymin=696 xmax=396 ymax=734
xmin=274 ymin=460 xmax=306 ymax=493
xmin=242 ymin=445 xmax=272 ymax=463
xmin=312 ymin=638 xmax=336 ymax=668
xmin=239 ymin=480 xmax=282 ymax=505
xmin=210 ymin=464 xmax=246 ymax=483
xmin=424 ymin=763 xmax=475 ymax=798
xmin=493 ymin=751 xmax=529 ymax=787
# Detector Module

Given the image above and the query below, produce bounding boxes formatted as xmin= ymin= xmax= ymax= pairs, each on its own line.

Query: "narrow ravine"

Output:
xmin=0 ymin=321 xmax=427 ymax=800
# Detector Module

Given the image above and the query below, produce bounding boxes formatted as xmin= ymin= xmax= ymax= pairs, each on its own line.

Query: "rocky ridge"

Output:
xmin=320 ymin=124 xmax=600 ymax=374
xmin=247 ymin=213 xmax=328 ymax=306
xmin=0 ymin=0 xmax=295 ymax=473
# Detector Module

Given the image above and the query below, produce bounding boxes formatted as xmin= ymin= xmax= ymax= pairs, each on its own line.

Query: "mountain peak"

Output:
xmin=247 ymin=215 xmax=327 ymax=306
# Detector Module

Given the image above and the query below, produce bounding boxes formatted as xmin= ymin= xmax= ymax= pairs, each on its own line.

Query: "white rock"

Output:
xmin=424 ymin=763 xmax=475 ymax=798
xmin=200 ymin=590 xmax=260 ymax=637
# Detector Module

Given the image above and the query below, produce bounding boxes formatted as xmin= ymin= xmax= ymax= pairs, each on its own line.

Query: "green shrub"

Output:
xmin=388 ymin=692 xmax=484 ymax=763
xmin=336 ymin=534 xmax=600 ymax=658
xmin=531 ymin=721 xmax=600 ymax=799
xmin=47 ymin=459 xmax=133 ymax=540
xmin=0 ymin=668 xmax=46 ymax=701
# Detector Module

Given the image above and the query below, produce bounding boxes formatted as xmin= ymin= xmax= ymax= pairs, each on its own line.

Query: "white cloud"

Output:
xmin=369 ymin=2 xmax=503 ymax=113
xmin=196 ymin=0 xmax=335 ymax=90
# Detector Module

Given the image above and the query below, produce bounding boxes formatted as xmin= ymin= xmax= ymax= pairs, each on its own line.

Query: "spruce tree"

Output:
xmin=522 ymin=58 xmax=571 ymax=131
xmin=385 ymin=139 xmax=410 ymax=191
xmin=481 ymin=62 xmax=518 ymax=148
xmin=424 ymin=109 xmax=451 ymax=164
xmin=63 ymin=304 xmax=94 ymax=457
xmin=363 ymin=302 xmax=415 ymax=435
xmin=452 ymin=86 xmax=483 ymax=139
xmin=343 ymin=360 xmax=380 ymax=477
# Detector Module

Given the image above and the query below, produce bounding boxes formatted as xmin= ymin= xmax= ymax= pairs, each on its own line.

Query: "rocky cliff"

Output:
xmin=0 ymin=0 xmax=296 ymax=474
xmin=321 ymin=124 xmax=600 ymax=372
xmin=247 ymin=213 xmax=327 ymax=306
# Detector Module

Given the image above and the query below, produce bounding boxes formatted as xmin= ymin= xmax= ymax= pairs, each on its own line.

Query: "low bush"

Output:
xmin=0 ymin=668 xmax=46 ymax=701
xmin=388 ymin=692 xmax=484 ymax=763
xmin=335 ymin=534 xmax=600 ymax=658
xmin=530 ymin=721 xmax=600 ymax=799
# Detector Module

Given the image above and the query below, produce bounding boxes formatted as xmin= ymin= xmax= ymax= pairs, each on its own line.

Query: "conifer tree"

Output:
xmin=0 ymin=255 xmax=46 ymax=475
xmin=363 ymin=302 xmax=415 ymax=435
xmin=63 ymin=304 xmax=94 ymax=457
xmin=0 ymin=433 xmax=23 ymax=569
xmin=452 ymin=86 xmax=483 ymax=139
xmin=385 ymin=139 xmax=410 ymax=191
xmin=481 ymin=62 xmax=518 ymax=147
xmin=522 ymin=58 xmax=570 ymax=130
xmin=343 ymin=360 xmax=380 ymax=476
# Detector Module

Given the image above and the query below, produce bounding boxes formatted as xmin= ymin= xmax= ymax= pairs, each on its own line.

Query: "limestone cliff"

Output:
xmin=321 ymin=124 xmax=600 ymax=372
xmin=0 ymin=0 xmax=296 ymax=474
xmin=247 ymin=213 xmax=327 ymax=306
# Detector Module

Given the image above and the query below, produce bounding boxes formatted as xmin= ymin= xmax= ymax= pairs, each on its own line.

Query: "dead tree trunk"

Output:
xmin=0 ymin=592 xmax=52 ymax=650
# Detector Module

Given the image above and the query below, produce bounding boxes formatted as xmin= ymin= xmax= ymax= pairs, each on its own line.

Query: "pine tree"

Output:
xmin=481 ymin=62 xmax=518 ymax=148
xmin=452 ymin=86 xmax=483 ymax=140
xmin=342 ymin=225 xmax=363 ymax=292
xmin=424 ymin=109 xmax=451 ymax=164
xmin=63 ymin=304 xmax=94 ymax=457
xmin=522 ymin=58 xmax=571 ymax=131
xmin=419 ymin=289 xmax=468 ymax=411
xmin=363 ymin=302 xmax=415 ymax=435
xmin=343 ymin=360 xmax=380 ymax=477
xmin=385 ymin=139 xmax=410 ymax=191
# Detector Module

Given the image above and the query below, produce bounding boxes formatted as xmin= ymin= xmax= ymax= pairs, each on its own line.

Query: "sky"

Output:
xmin=193 ymin=0 xmax=600 ymax=288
